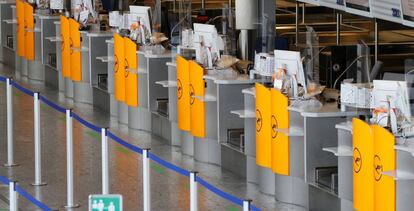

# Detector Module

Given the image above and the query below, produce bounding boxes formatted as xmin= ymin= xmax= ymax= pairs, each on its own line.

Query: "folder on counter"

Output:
xmin=69 ymin=19 xmax=81 ymax=82
xmin=353 ymin=118 xmax=374 ymax=211
xmin=114 ymin=33 xmax=125 ymax=102
xmin=189 ymin=61 xmax=205 ymax=138
xmin=24 ymin=3 xmax=34 ymax=60
xmin=60 ymin=16 xmax=71 ymax=78
xmin=124 ymin=37 xmax=138 ymax=107
xmin=255 ymin=83 xmax=272 ymax=168
xmin=177 ymin=55 xmax=191 ymax=132
xmin=271 ymin=88 xmax=289 ymax=175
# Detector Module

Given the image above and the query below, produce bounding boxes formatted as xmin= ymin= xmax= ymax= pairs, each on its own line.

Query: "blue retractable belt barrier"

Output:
xmin=39 ymin=95 xmax=66 ymax=114
xmin=107 ymin=131 xmax=143 ymax=154
xmin=11 ymin=81 xmax=34 ymax=96
xmin=0 ymin=176 xmax=52 ymax=211
xmin=148 ymin=152 xmax=190 ymax=177
xmin=15 ymin=185 xmax=52 ymax=211
xmin=71 ymin=112 xmax=101 ymax=133
xmin=0 ymin=76 xmax=262 ymax=211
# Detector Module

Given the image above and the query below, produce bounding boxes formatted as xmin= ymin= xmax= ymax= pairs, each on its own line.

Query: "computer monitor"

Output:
xmin=274 ymin=50 xmax=307 ymax=97
xmin=129 ymin=6 xmax=152 ymax=35
xmin=372 ymin=80 xmax=411 ymax=133
xmin=193 ymin=23 xmax=224 ymax=68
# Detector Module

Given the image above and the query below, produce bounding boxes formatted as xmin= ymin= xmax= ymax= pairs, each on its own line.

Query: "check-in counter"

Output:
xmin=69 ymin=27 xmax=111 ymax=104
xmin=131 ymin=47 xmax=171 ymax=132
xmin=176 ymin=56 xmax=194 ymax=156
xmin=38 ymin=14 xmax=59 ymax=87
xmin=329 ymin=119 xmax=410 ymax=211
xmin=100 ymin=38 xmax=116 ymax=116
xmin=393 ymin=138 xmax=414 ymax=211
xmin=86 ymin=31 xmax=112 ymax=110
xmin=162 ymin=61 xmax=180 ymax=146
xmin=324 ymin=121 xmax=354 ymax=211
xmin=204 ymin=73 xmax=259 ymax=167
xmin=26 ymin=12 xmax=43 ymax=81
xmin=60 ymin=16 xmax=72 ymax=98
xmin=51 ymin=20 xmax=64 ymax=92
xmin=0 ymin=1 xmax=15 ymax=68
xmin=279 ymin=103 xmax=361 ymax=209
xmin=15 ymin=1 xmax=26 ymax=77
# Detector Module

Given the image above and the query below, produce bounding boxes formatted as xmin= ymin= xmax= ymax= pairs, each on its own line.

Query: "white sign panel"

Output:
xmin=401 ymin=0 xmax=414 ymax=27
xmin=320 ymin=0 xmax=346 ymax=10
xmin=345 ymin=0 xmax=372 ymax=17
xmin=371 ymin=0 xmax=402 ymax=23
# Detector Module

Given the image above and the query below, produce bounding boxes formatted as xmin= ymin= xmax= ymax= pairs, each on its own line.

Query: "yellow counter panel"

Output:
xmin=255 ymin=83 xmax=272 ymax=168
xmin=114 ymin=34 xmax=125 ymax=102
xmin=60 ymin=16 xmax=70 ymax=78
xmin=124 ymin=38 xmax=138 ymax=107
xmin=69 ymin=19 xmax=81 ymax=82
xmin=189 ymin=61 xmax=205 ymax=138
xmin=353 ymin=118 xmax=374 ymax=211
xmin=177 ymin=56 xmax=191 ymax=131
xmin=271 ymin=88 xmax=289 ymax=175
xmin=373 ymin=125 xmax=396 ymax=211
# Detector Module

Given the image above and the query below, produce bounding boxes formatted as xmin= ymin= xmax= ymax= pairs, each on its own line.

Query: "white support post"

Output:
xmin=143 ymin=149 xmax=151 ymax=211
xmin=190 ymin=171 xmax=198 ymax=211
xmin=65 ymin=109 xmax=79 ymax=208
xmin=32 ymin=92 xmax=46 ymax=186
xmin=5 ymin=78 xmax=17 ymax=167
xmin=101 ymin=128 xmax=109 ymax=195
xmin=243 ymin=200 xmax=252 ymax=211
xmin=9 ymin=181 xmax=17 ymax=211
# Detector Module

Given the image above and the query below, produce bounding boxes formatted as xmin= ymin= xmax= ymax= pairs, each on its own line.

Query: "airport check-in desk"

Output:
xmin=72 ymin=31 xmax=111 ymax=104
xmin=110 ymin=39 xmax=171 ymax=136
xmin=241 ymin=85 xmax=366 ymax=208
xmin=329 ymin=120 xmax=414 ymax=211
xmin=38 ymin=14 xmax=59 ymax=87
xmin=133 ymin=48 xmax=171 ymax=133
xmin=0 ymin=1 xmax=15 ymax=68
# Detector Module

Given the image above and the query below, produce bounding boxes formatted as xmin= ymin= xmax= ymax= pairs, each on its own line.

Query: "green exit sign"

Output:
xmin=89 ymin=194 xmax=123 ymax=211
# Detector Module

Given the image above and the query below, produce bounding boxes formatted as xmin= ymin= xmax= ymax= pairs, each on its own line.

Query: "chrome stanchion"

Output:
xmin=32 ymin=92 xmax=46 ymax=186
xmin=243 ymin=199 xmax=252 ymax=211
xmin=4 ymin=78 xmax=18 ymax=167
xmin=143 ymin=149 xmax=151 ymax=211
xmin=101 ymin=127 xmax=109 ymax=195
xmin=65 ymin=109 xmax=79 ymax=208
xmin=190 ymin=171 xmax=198 ymax=211
xmin=9 ymin=181 xmax=17 ymax=211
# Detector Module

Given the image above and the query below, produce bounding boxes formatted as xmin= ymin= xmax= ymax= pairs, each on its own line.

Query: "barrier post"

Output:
xmin=101 ymin=127 xmax=109 ymax=195
xmin=65 ymin=109 xmax=79 ymax=208
xmin=143 ymin=149 xmax=151 ymax=211
xmin=32 ymin=92 xmax=46 ymax=186
xmin=243 ymin=199 xmax=252 ymax=211
xmin=9 ymin=181 xmax=17 ymax=211
xmin=190 ymin=171 xmax=198 ymax=211
xmin=5 ymin=78 xmax=18 ymax=167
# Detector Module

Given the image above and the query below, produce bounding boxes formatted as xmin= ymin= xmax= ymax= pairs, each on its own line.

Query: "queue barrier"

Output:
xmin=0 ymin=176 xmax=52 ymax=211
xmin=0 ymin=75 xmax=261 ymax=211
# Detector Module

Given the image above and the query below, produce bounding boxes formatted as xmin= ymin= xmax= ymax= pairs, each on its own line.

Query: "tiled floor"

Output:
xmin=0 ymin=63 xmax=305 ymax=210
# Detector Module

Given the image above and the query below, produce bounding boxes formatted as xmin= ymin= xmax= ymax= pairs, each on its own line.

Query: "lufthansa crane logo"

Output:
xmin=177 ymin=79 xmax=183 ymax=100
xmin=271 ymin=115 xmax=278 ymax=139
xmin=256 ymin=109 xmax=262 ymax=132
xmin=114 ymin=55 xmax=119 ymax=73
xmin=374 ymin=155 xmax=383 ymax=181
xmin=189 ymin=84 xmax=195 ymax=105
xmin=353 ymin=148 xmax=362 ymax=173
xmin=124 ymin=59 xmax=129 ymax=78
